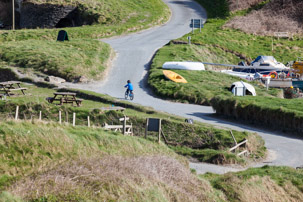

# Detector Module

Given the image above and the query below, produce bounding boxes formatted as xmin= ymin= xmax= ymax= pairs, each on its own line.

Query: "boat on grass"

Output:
xmin=163 ymin=70 xmax=187 ymax=83
xmin=163 ymin=62 xmax=205 ymax=71
xmin=203 ymin=56 xmax=289 ymax=74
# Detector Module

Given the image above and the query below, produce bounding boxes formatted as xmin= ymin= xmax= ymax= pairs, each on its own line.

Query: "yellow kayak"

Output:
xmin=163 ymin=70 xmax=187 ymax=83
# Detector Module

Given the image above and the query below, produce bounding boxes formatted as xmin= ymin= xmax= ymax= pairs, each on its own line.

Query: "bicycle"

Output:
xmin=125 ymin=90 xmax=134 ymax=100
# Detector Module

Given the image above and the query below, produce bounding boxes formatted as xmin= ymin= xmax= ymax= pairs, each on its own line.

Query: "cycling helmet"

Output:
xmin=127 ymin=80 xmax=131 ymax=83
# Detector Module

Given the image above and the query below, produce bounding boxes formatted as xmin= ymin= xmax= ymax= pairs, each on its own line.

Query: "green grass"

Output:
xmin=0 ymin=0 xmax=170 ymax=81
xmin=0 ymin=121 xmax=180 ymax=178
xmin=0 ymin=39 xmax=111 ymax=81
xmin=0 ymin=0 xmax=170 ymax=42
xmin=149 ymin=44 xmax=281 ymax=105
xmin=148 ymin=0 xmax=303 ymax=133
xmin=0 ymin=73 xmax=265 ymax=165
xmin=0 ymin=121 xmax=198 ymax=201
xmin=182 ymin=19 xmax=303 ymax=64
xmin=180 ymin=1 xmax=303 ymax=64
xmin=0 ymin=120 xmax=299 ymax=201
xmin=203 ymin=166 xmax=303 ymax=201
xmin=211 ymin=95 xmax=303 ymax=134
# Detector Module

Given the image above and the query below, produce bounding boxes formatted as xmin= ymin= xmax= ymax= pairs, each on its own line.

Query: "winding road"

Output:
xmin=67 ymin=0 xmax=303 ymax=174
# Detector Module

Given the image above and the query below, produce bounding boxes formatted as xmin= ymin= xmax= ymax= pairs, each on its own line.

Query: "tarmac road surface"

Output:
xmin=68 ymin=0 xmax=303 ymax=174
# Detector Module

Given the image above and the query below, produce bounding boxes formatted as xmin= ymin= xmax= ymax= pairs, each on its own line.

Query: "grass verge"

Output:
xmin=0 ymin=70 xmax=266 ymax=165
xmin=203 ymin=166 xmax=303 ymax=202
xmin=0 ymin=121 xmax=224 ymax=201
xmin=0 ymin=39 xmax=111 ymax=81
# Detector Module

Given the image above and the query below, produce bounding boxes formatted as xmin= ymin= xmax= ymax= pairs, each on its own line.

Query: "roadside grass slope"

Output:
xmin=203 ymin=166 xmax=303 ymax=202
xmin=0 ymin=71 xmax=265 ymax=165
xmin=0 ymin=39 xmax=111 ymax=81
xmin=0 ymin=120 xmax=301 ymax=201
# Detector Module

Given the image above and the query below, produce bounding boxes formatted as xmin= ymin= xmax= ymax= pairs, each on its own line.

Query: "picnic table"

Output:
xmin=0 ymin=81 xmax=27 ymax=96
xmin=47 ymin=92 xmax=83 ymax=107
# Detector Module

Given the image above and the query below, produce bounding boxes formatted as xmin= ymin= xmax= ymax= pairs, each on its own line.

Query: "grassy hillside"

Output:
xmin=0 ymin=0 xmax=170 ymax=81
xmin=0 ymin=0 xmax=170 ymax=42
xmin=225 ymin=0 xmax=303 ymax=36
xmin=148 ymin=0 xmax=303 ymax=133
xmin=203 ymin=166 xmax=303 ymax=202
xmin=0 ymin=122 xmax=301 ymax=201
xmin=227 ymin=0 xmax=265 ymax=12
xmin=149 ymin=43 xmax=281 ymax=105
xmin=0 ymin=121 xmax=224 ymax=202
xmin=0 ymin=39 xmax=111 ymax=81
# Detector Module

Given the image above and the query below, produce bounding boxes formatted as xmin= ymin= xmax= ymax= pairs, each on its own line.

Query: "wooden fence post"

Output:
xmin=39 ymin=111 xmax=42 ymax=121
xmin=230 ymin=130 xmax=237 ymax=146
xmin=59 ymin=111 xmax=62 ymax=124
xmin=123 ymin=115 xmax=126 ymax=135
xmin=87 ymin=116 xmax=90 ymax=127
xmin=73 ymin=112 xmax=76 ymax=126
xmin=145 ymin=118 xmax=148 ymax=138
xmin=15 ymin=106 xmax=19 ymax=120
xmin=65 ymin=111 xmax=68 ymax=123
xmin=158 ymin=119 xmax=162 ymax=143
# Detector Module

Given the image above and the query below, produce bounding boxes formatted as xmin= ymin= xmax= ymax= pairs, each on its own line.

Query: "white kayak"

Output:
xmin=221 ymin=70 xmax=255 ymax=81
xmin=162 ymin=62 xmax=205 ymax=71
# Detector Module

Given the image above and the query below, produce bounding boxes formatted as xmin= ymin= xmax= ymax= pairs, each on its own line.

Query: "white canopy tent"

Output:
xmin=230 ymin=81 xmax=256 ymax=96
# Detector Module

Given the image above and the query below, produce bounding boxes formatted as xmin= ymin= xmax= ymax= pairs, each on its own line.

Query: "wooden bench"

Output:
xmin=103 ymin=123 xmax=133 ymax=135
xmin=47 ymin=92 xmax=83 ymax=107
xmin=7 ymin=87 xmax=27 ymax=93
xmin=75 ymin=98 xmax=83 ymax=106
xmin=0 ymin=81 xmax=27 ymax=96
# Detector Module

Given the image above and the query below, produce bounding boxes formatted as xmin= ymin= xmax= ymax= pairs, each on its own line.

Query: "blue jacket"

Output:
xmin=124 ymin=83 xmax=133 ymax=90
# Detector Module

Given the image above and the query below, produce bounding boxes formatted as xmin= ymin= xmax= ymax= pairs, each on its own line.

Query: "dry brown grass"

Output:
xmin=225 ymin=0 xmax=303 ymax=36
xmin=246 ymin=133 xmax=265 ymax=160
xmin=231 ymin=175 xmax=303 ymax=202
xmin=9 ymin=156 xmax=224 ymax=201
xmin=228 ymin=0 xmax=264 ymax=12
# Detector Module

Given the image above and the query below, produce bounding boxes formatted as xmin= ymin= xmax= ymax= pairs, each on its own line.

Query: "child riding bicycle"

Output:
xmin=124 ymin=80 xmax=134 ymax=96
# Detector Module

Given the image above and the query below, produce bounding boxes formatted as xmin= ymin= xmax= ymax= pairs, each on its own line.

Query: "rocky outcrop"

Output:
xmin=45 ymin=76 xmax=66 ymax=84
xmin=0 ymin=0 xmax=12 ymax=25
xmin=20 ymin=2 xmax=80 ymax=29
xmin=0 ymin=0 xmax=98 ymax=29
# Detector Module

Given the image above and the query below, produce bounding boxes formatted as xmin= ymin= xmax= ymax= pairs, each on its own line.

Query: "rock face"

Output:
xmin=74 ymin=76 xmax=89 ymax=83
xmin=0 ymin=68 xmax=18 ymax=82
xmin=0 ymin=1 xmax=98 ymax=29
xmin=20 ymin=2 xmax=80 ymax=29
xmin=0 ymin=0 xmax=12 ymax=25
xmin=45 ymin=76 xmax=66 ymax=84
